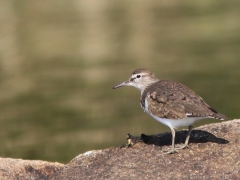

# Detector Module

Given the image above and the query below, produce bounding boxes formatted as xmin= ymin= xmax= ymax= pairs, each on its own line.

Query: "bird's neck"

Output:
xmin=139 ymin=79 xmax=159 ymax=95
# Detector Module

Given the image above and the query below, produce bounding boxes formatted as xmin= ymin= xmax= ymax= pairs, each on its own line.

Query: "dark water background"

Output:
xmin=0 ymin=1 xmax=239 ymax=163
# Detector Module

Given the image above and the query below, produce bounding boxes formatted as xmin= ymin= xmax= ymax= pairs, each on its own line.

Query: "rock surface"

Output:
xmin=1 ymin=120 xmax=240 ymax=180
xmin=0 ymin=158 xmax=64 ymax=180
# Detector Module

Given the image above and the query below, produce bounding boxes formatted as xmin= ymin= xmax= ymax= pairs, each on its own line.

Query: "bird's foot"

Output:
xmin=162 ymin=148 xmax=179 ymax=154
xmin=175 ymin=144 xmax=189 ymax=150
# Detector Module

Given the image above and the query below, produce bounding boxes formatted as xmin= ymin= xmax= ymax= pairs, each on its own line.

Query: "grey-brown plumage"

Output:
xmin=113 ymin=68 xmax=228 ymax=154
xmin=141 ymin=80 xmax=227 ymax=120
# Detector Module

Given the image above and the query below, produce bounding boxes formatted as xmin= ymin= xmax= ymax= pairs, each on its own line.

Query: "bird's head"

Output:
xmin=113 ymin=68 xmax=159 ymax=93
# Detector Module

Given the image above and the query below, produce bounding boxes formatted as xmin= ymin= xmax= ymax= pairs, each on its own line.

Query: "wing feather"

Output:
xmin=143 ymin=80 xmax=227 ymax=120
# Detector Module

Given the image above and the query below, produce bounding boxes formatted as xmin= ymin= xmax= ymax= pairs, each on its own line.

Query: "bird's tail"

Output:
xmin=213 ymin=112 xmax=228 ymax=120
xmin=208 ymin=106 xmax=228 ymax=120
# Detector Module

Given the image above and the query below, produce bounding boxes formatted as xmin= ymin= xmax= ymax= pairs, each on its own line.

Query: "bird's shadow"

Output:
xmin=124 ymin=130 xmax=229 ymax=147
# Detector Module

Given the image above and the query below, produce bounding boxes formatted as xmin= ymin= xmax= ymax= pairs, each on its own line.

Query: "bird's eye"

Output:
xmin=137 ymin=75 xmax=141 ymax=78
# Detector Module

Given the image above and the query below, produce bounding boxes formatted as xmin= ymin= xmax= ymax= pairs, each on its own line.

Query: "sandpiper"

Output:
xmin=113 ymin=68 xmax=228 ymax=154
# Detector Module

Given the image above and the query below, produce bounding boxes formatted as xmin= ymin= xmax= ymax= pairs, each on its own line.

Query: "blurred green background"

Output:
xmin=0 ymin=0 xmax=239 ymax=163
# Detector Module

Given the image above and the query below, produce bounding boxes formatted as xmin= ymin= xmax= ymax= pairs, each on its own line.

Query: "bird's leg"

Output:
xmin=176 ymin=125 xmax=193 ymax=150
xmin=163 ymin=128 xmax=179 ymax=154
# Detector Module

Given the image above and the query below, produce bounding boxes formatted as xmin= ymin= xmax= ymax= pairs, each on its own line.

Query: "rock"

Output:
xmin=0 ymin=158 xmax=64 ymax=180
xmin=1 ymin=120 xmax=240 ymax=179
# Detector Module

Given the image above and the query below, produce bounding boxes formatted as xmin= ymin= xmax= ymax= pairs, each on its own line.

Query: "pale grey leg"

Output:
xmin=176 ymin=125 xmax=193 ymax=150
xmin=163 ymin=128 xmax=179 ymax=154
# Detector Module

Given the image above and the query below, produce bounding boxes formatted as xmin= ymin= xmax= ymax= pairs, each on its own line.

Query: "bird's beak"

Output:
xmin=112 ymin=80 xmax=130 ymax=89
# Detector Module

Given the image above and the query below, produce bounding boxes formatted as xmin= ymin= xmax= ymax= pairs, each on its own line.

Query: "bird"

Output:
xmin=113 ymin=68 xmax=228 ymax=154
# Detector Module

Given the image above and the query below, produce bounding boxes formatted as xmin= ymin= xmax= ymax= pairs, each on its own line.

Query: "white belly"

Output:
xmin=142 ymin=95 xmax=210 ymax=129
xmin=149 ymin=114 xmax=207 ymax=129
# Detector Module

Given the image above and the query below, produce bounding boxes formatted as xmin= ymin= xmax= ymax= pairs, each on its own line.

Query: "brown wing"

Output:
xmin=144 ymin=80 xmax=227 ymax=120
